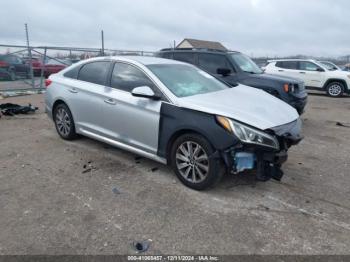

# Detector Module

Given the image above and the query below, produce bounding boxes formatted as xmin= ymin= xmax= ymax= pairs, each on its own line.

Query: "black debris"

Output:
xmin=0 ymin=103 xmax=38 ymax=116
xmin=135 ymin=161 xmax=141 ymax=164
xmin=151 ymin=167 xmax=159 ymax=172
xmin=82 ymin=168 xmax=92 ymax=173
xmin=134 ymin=156 xmax=143 ymax=161
xmin=132 ymin=240 xmax=150 ymax=253
xmin=336 ymin=122 xmax=350 ymax=128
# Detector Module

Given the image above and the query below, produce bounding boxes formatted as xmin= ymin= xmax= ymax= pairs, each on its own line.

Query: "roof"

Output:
xmin=111 ymin=56 xmax=186 ymax=65
xmin=267 ymin=58 xmax=315 ymax=62
xmin=84 ymin=55 xmax=186 ymax=65
xmin=177 ymin=38 xmax=228 ymax=51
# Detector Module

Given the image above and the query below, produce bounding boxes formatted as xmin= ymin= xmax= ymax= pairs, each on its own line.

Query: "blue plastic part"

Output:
xmin=234 ymin=152 xmax=256 ymax=173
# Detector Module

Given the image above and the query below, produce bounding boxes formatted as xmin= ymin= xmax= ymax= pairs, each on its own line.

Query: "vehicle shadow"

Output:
xmin=307 ymin=91 xmax=349 ymax=98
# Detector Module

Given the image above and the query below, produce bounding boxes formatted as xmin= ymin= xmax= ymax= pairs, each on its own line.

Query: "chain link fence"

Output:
xmin=0 ymin=44 xmax=155 ymax=96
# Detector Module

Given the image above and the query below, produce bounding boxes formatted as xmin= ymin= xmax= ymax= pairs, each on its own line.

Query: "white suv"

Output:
xmin=264 ymin=59 xmax=350 ymax=97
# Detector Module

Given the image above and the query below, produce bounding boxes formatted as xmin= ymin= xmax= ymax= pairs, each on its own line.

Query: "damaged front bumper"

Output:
xmin=222 ymin=118 xmax=303 ymax=181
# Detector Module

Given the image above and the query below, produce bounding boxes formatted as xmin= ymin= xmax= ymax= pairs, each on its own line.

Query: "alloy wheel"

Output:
xmin=175 ymin=141 xmax=209 ymax=183
xmin=55 ymin=108 xmax=71 ymax=136
xmin=328 ymin=84 xmax=342 ymax=96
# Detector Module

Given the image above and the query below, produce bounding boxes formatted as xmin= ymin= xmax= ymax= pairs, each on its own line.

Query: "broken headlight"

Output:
xmin=216 ymin=116 xmax=279 ymax=150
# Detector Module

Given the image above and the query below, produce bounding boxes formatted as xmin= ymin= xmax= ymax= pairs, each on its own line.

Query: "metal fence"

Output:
xmin=0 ymin=43 xmax=156 ymax=94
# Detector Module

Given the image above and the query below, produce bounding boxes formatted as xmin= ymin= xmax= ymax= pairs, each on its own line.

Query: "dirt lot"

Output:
xmin=0 ymin=93 xmax=350 ymax=255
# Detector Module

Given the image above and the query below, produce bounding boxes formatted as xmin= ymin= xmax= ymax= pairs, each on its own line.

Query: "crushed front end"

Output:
xmin=217 ymin=117 xmax=303 ymax=181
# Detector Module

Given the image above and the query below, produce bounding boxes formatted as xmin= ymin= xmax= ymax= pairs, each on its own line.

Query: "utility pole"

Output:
xmin=25 ymin=23 xmax=35 ymax=88
xmin=101 ymin=30 xmax=105 ymax=56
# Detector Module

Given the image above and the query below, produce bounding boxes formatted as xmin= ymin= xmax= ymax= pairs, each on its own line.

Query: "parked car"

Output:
xmin=23 ymin=57 xmax=44 ymax=76
xmin=264 ymin=59 xmax=350 ymax=97
xmin=45 ymin=56 xmax=302 ymax=190
xmin=0 ymin=54 xmax=30 ymax=80
xmin=157 ymin=48 xmax=307 ymax=114
xmin=342 ymin=64 xmax=350 ymax=72
xmin=319 ymin=61 xmax=341 ymax=71
xmin=43 ymin=59 xmax=71 ymax=78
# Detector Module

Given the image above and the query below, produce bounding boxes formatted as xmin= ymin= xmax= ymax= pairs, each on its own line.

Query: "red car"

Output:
xmin=24 ymin=57 xmax=44 ymax=76
xmin=43 ymin=59 xmax=71 ymax=78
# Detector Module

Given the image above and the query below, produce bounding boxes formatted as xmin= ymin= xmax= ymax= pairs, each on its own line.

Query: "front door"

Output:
xmin=298 ymin=61 xmax=325 ymax=88
xmin=100 ymin=62 xmax=163 ymax=154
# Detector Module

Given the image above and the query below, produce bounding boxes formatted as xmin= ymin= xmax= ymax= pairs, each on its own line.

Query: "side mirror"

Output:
xmin=217 ymin=68 xmax=231 ymax=76
xmin=316 ymin=67 xmax=325 ymax=72
xmin=131 ymin=86 xmax=160 ymax=100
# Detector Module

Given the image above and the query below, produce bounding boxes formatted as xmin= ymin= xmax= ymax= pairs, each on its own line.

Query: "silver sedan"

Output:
xmin=45 ymin=56 xmax=302 ymax=190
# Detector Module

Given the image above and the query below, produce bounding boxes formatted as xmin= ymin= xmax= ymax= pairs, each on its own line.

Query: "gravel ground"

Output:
xmin=0 ymin=93 xmax=350 ymax=255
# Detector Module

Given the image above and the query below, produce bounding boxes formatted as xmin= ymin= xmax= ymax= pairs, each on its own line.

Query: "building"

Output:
xmin=176 ymin=38 xmax=228 ymax=51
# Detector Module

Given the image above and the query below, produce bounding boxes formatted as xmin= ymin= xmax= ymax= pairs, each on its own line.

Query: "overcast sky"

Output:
xmin=0 ymin=0 xmax=349 ymax=57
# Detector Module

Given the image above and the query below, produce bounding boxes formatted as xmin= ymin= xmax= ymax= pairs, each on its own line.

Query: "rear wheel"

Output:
xmin=53 ymin=103 xmax=77 ymax=140
xmin=326 ymin=82 xmax=344 ymax=97
xmin=170 ymin=133 xmax=224 ymax=190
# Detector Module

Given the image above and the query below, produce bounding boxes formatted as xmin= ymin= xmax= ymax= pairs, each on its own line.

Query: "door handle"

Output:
xmin=68 ymin=88 xmax=78 ymax=93
xmin=104 ymin=98 xmax=116 ymax=105
xmin=278 ymin=70 xmax=284 ymax=72
xmin=299 ymin=72 xmax=306 ymax=74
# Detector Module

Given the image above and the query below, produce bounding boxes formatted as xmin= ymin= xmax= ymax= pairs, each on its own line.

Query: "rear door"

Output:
xmin=65 ymin=60 xmax=111 ymax=134
xmin=100 ymin=62 xmax=163 ymax=154
xmin=298 ymin=61 xmax=325 ymax=88
xmin=273 ymin=61 xmax=301 ymax=80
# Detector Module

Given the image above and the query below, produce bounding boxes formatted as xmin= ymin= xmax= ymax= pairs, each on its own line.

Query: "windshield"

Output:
xmin=147 ymin=64 xmax=229 ymax=97
xmin=230 ymin=53 xmax=262 ymax=74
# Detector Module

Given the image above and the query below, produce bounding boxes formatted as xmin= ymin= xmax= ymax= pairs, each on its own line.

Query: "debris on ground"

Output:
xmin=112 ymin=187 xmax=121 ymax=195
xmin=0 ymin=103 xmax=38 ymax=116
xmin=336 ymin=122 xmax=350 ymax=128
xmin=132 ymin=239 xmax=152 ymax=253
xmin=151 ymin=167 xmax=159 ymax=172
xmin=135 ymin=156 xmax=143 ymax=164
xmin=82 ymin=161 xmax=98 ymax=173
xmin=0 ymin=90 xmax=44 ymax=98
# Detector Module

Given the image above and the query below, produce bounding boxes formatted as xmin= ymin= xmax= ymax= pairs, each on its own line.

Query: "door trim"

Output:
xmin=79 ymin=128 xmax=167 ymax=164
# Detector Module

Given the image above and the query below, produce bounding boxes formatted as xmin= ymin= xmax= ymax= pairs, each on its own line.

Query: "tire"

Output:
xmin=326 ymin=82 xmax=344 ymax=97
xmin=53 ymin=103 xmax=77 ymax=140
xmin=170 ymin=133 xmax=224 ymax=190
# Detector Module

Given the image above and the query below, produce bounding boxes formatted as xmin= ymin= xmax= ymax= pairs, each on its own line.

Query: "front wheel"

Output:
xmin=326 ymin=82 xmax=344 ymax=97
xmin=170 ymin=133 xmax=224 ymax=190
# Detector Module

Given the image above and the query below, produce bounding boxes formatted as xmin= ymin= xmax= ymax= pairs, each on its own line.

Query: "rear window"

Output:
xmin=159 ymin=52 xmax=173 ymax=59
xmin=77 ymin=61 xmax=110 ymax=85
xmin=64 ymin=65 xmax=81 ymax=79
xmin=173 ymin=52 xmax=195 ymax=64
xmin=198 ymin=54 xmax=231 ymax=74
xmin=275 ymin=61 xmax=298 ymax=69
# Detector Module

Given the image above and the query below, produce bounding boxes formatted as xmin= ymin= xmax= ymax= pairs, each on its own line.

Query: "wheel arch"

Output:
xmin=165 ymin=128 xmax=212 ymax=164
xmin=52 ymin=99 xmax=67 ymax=115
xmin=323 ymin=78 xmax=348 ymax=90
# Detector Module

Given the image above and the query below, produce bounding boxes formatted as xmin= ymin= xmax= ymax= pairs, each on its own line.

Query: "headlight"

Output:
xmin=284 ymin=83 xmax=295 ymax=93
xmin=216 ymin=116 xmax=279 ymax=150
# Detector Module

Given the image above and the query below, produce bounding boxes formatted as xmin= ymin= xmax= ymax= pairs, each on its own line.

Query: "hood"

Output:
xmin=326 ymin=70 xmax=350 ymax=79
xmin=249 ymin=72 xmax=303 ymax=84
xmin=177 ymin=84 xmax=299 ymax=130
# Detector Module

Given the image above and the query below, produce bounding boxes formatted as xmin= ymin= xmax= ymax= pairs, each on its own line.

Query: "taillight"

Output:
xmin=45 ymin=79 xmax=52 ymax=88
xmin=0 ymin=61 xmax=9 ymax=67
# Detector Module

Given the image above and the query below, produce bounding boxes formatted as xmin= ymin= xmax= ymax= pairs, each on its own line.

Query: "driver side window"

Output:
xmin=111 ymin=62 xmax=156 ymax=92
xmin=299 ymin=61 xmax=320 ymax=71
